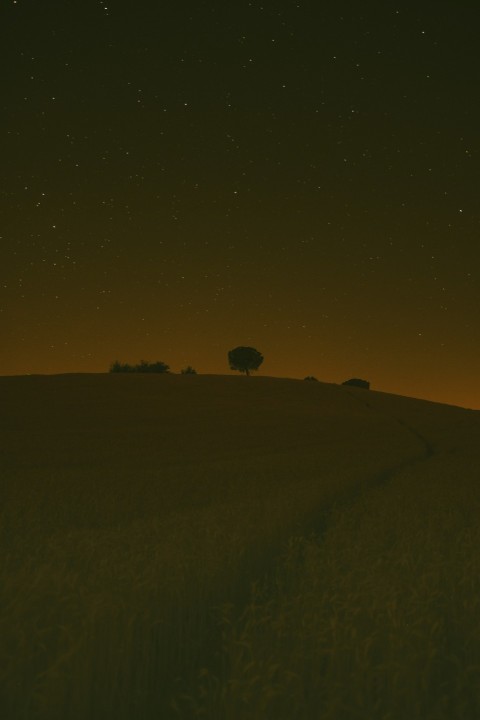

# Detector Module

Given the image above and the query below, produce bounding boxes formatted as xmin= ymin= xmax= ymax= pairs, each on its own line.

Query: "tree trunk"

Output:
xmin=245 ymin=368 xmax=250 ymax=376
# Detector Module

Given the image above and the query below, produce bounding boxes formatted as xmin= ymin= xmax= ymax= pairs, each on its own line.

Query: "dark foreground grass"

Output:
xmin=1 ymin=374 xmax=479 ymax=719
xmin=174 ymin=447 xmax=480 ymax=720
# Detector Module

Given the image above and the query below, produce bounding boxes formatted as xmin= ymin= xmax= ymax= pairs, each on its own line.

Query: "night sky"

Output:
xmin=2 ymin=1 xmax=480 ymax=409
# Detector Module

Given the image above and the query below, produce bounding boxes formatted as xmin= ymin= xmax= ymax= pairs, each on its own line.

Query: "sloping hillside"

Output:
xmin=1 ymin=373 xmax=479 ymax=720
xmin=1 ymin=372 xmax=471 ymax=479
xmin=0 ymin=373 xmax=471 ymax=533
xmin=1 ymin=372 xmax=475 ymax=558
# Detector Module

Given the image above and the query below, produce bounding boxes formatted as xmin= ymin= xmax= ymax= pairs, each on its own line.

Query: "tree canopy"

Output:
xmin=227 ymin=346 xmax=264 ymax=376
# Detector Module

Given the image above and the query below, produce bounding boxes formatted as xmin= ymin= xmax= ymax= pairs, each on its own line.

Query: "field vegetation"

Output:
xmin=1 ymin=373 xmax=479 ymax=719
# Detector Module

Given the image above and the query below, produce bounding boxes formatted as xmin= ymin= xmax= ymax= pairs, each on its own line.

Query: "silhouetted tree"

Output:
xmin=228 ymin=346 xmax=264 ymax=376
xmin=342 ymin=378 xmax=370 ymax=389
xmin=181 ymin=366 xmax=197 ymax=374
xmin=304 ymin=376 xmax=318 ymax=381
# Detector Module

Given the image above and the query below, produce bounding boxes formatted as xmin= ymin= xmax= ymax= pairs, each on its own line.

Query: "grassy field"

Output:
xmin=1 ymin=373 xmax=479 ymax=719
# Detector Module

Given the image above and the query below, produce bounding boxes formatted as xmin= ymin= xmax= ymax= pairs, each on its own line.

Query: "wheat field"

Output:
xmin=1 ymin=373 xmax=479 ymax=719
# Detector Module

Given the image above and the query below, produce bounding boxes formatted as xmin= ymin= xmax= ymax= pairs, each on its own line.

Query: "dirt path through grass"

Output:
xmin=1 ymin=375 xmax=477 ymax=719
xmin=173 ymin=403 xmax=480 ymax=718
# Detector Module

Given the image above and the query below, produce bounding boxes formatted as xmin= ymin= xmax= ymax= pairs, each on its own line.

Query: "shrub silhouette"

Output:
xmin=228 ymin=346 xmax=264 ymax=376
xmin=304 ymin=376 xmax=318 ymax=381
xmin=137 ymin=360 xmax=170 ymax=373
xmin=181 ymin=366 xmax=197 ymax=374
xmin=109 ymin=361 xmax=134 ymax=373
xmin=342 ymin=378 xmax=370 ymax=389
xmin=109 ymin=360 xmax=170 ymax=374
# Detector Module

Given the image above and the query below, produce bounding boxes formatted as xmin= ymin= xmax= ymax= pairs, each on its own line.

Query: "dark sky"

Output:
xmin=2 ymin=1 xmax=480 ymax=409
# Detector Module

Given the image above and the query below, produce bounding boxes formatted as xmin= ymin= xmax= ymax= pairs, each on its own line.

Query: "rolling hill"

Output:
xmin=1 ymin=373 xmax=479 ymax=719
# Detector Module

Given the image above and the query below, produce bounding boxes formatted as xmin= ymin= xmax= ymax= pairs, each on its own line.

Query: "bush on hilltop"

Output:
xmin=109 ymin=360 xmax=170 ymax=374
xmin=342 ymin=378 xmax=370 ymax=389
